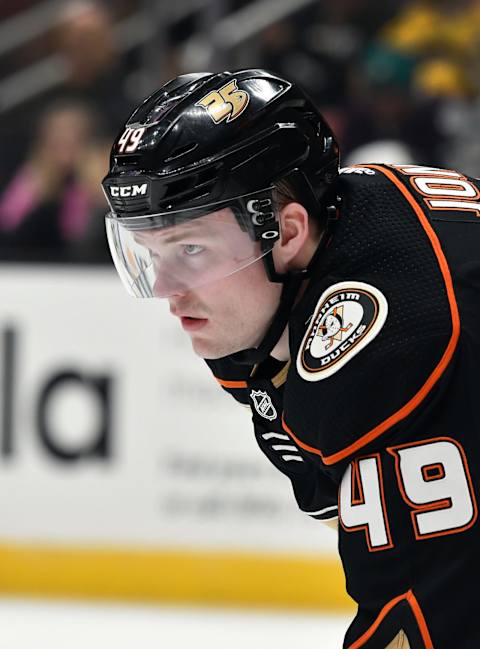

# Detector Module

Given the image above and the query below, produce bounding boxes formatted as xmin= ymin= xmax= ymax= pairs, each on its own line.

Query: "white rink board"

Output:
xmin=0 ymin=265 xmax=337 ymax=555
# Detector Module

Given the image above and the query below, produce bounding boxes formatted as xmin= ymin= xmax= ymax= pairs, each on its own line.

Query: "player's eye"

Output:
xmin=183 ymin=244 xmax=204 ymax=256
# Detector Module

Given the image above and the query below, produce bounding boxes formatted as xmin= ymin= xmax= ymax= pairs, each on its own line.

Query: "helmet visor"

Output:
xmin=105 ymin=190 xmax=279 ymax=298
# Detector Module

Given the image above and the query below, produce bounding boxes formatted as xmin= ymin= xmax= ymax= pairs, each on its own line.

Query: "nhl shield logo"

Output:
xmin=250 ymin=390 xmax=277 ymax=421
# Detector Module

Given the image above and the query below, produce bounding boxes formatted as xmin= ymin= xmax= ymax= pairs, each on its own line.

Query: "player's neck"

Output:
xmin=270 ymin=325 xmax=290 ymax=361
xmin=269 ymin=276 xmax=312 ymax=361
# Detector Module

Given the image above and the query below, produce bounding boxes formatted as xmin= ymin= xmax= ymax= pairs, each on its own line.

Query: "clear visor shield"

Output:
xmin=105 ymin=192 xmax=279 ymax=298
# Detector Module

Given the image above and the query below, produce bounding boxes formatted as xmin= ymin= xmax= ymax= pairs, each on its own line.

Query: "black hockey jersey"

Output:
xmin=206 ymin=164 xmax=480 ymax=649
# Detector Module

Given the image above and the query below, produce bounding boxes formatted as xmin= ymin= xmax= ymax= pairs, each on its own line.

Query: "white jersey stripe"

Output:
xmin=261 ymin=432 xmax=290 ymax=441
xmin=302 ymin=504 xmax=338 ymax=516
xmin=272 ymin=444 xmax=298 ymax=452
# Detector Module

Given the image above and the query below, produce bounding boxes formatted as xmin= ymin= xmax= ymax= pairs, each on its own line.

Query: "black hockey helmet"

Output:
xmin=102 ymin=69 xmax=339 ymax=297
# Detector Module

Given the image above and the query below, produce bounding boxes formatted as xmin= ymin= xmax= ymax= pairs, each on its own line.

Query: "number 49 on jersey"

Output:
xmin=339 ymin=437 xmax=477 ymax=551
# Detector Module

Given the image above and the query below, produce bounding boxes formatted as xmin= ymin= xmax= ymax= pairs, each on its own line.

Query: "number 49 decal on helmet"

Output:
xmin=116 ymin=127 xmax=145 ymax=153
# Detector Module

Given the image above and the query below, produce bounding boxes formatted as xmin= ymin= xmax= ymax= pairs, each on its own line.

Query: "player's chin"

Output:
xmin=192 ymin=342 xmax=230 ymax=360
xmin=190 ymin=335 xmax=243 ymax=360
xmin=189 ymin=335 xmax=218 ymax=359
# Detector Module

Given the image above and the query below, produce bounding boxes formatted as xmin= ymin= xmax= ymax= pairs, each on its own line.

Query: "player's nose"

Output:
xmin=153 ymin=271 xmax=189 ymax=298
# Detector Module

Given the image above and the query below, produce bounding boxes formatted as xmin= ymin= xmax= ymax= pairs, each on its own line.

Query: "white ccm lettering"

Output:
xmin=109 ymin=184 xmax=148 ymax=198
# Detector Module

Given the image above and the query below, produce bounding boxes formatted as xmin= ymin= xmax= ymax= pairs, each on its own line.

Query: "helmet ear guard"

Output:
xmin=240 ymin=191 xmax=288 ymax=284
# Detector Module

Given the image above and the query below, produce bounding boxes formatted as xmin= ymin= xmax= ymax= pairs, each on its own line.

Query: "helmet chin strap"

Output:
xmin=226 ymin=200 xmax=338 ymax=366
xmin=226 ymin=225 xmax=330 ymax=366
xmin=227 ymin=272 xmax=304 ymax=365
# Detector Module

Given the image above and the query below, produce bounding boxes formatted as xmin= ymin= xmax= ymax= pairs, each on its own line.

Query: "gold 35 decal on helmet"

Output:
xmin=297 ymin=281 xmax=388 ymax=381
xmin=195 ymin=79 xmax=249 ymax=124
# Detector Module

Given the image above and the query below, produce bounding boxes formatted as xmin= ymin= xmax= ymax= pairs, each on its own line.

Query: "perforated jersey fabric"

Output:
xmin=285 ymin=166 xmax=453 ymax=473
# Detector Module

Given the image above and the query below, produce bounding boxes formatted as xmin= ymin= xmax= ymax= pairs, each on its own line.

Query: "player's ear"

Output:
xmin=274 ymin=201 xmax=315 ymax=272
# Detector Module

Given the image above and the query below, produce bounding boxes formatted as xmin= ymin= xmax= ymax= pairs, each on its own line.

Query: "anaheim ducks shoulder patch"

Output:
xmin=297 ymin=281 xmax=388 ymax=381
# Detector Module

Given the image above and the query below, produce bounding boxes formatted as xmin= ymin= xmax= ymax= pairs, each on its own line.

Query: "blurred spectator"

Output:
xmin=0 ymin=1 xmax=132 ymax=191
xmin=413 ymin=57 xmax=476 ymax=100
xmin=341 ymin=42 xmax=442 ymax=164
xmin=381 ymin=0 xmax=480 ymax=60
xmin=53 ymin=1 xmax=132 ymax=129
xmin=0 ymin=0 xmax=478 ymax=263
xmin=0 ymin=100 xmax=109 ymax=261
xmin=377 ymin=0 xmax=480 ymax=169
xmin=253 ymin=0 xmax=400 ymax=109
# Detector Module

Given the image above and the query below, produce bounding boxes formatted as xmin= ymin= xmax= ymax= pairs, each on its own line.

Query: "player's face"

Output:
xmin=119 ymin=200 xmax=313 ymax=359
xmin=130 ymin=207 xmax=271 ymax=298
xmin=167 ymin=253 xmax=282 ymax=359
xmin=126 ymin=207 xmax=281 ymax=359
xmin=142 ymin=208 xmax=281 ymax=359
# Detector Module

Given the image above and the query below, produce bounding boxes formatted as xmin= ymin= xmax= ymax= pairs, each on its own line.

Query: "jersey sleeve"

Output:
xmin=253 ymin=421 xmax=338 ymax=520
xmin=204 ymin=358 xmax=251 ymax=406
xmin=283 ymin=165 xmax=459 ymax=467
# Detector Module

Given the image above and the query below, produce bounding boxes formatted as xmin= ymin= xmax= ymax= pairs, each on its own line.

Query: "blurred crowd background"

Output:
xmin=0 ymin=0 xmax=479 ymax=264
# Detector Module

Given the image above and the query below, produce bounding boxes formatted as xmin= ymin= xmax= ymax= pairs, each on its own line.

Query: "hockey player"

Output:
xmin=102 ymin=69 xmax=480 ymax=649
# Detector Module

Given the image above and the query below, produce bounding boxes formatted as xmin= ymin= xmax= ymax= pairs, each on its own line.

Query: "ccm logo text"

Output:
xmin=109 ymin=183 xmax=148 ymax=198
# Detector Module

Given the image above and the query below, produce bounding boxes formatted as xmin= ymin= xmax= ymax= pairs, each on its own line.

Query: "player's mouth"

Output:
xmin=180 ymin=316 xmax=208 ymax=332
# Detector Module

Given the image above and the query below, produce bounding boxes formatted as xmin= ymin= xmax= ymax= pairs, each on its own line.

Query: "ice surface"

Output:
xmin=0 ymin=597 xmax=351 ymax=649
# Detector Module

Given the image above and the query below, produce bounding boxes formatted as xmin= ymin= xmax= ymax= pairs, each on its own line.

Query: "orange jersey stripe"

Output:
xmin=284 ymin=164 xmax=460 ymax=465
xmin=347 ymin=589 xmax=433 ymax=648
xmin=282 ymin=416 xmax=327 ymax=460
xmin=347 ymin=592 xmax=406 ymax=649
xmin=214 ymin=377 xmax=248 ymax=389
xmin=406 ymin=590 xmax=435 ymax=649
